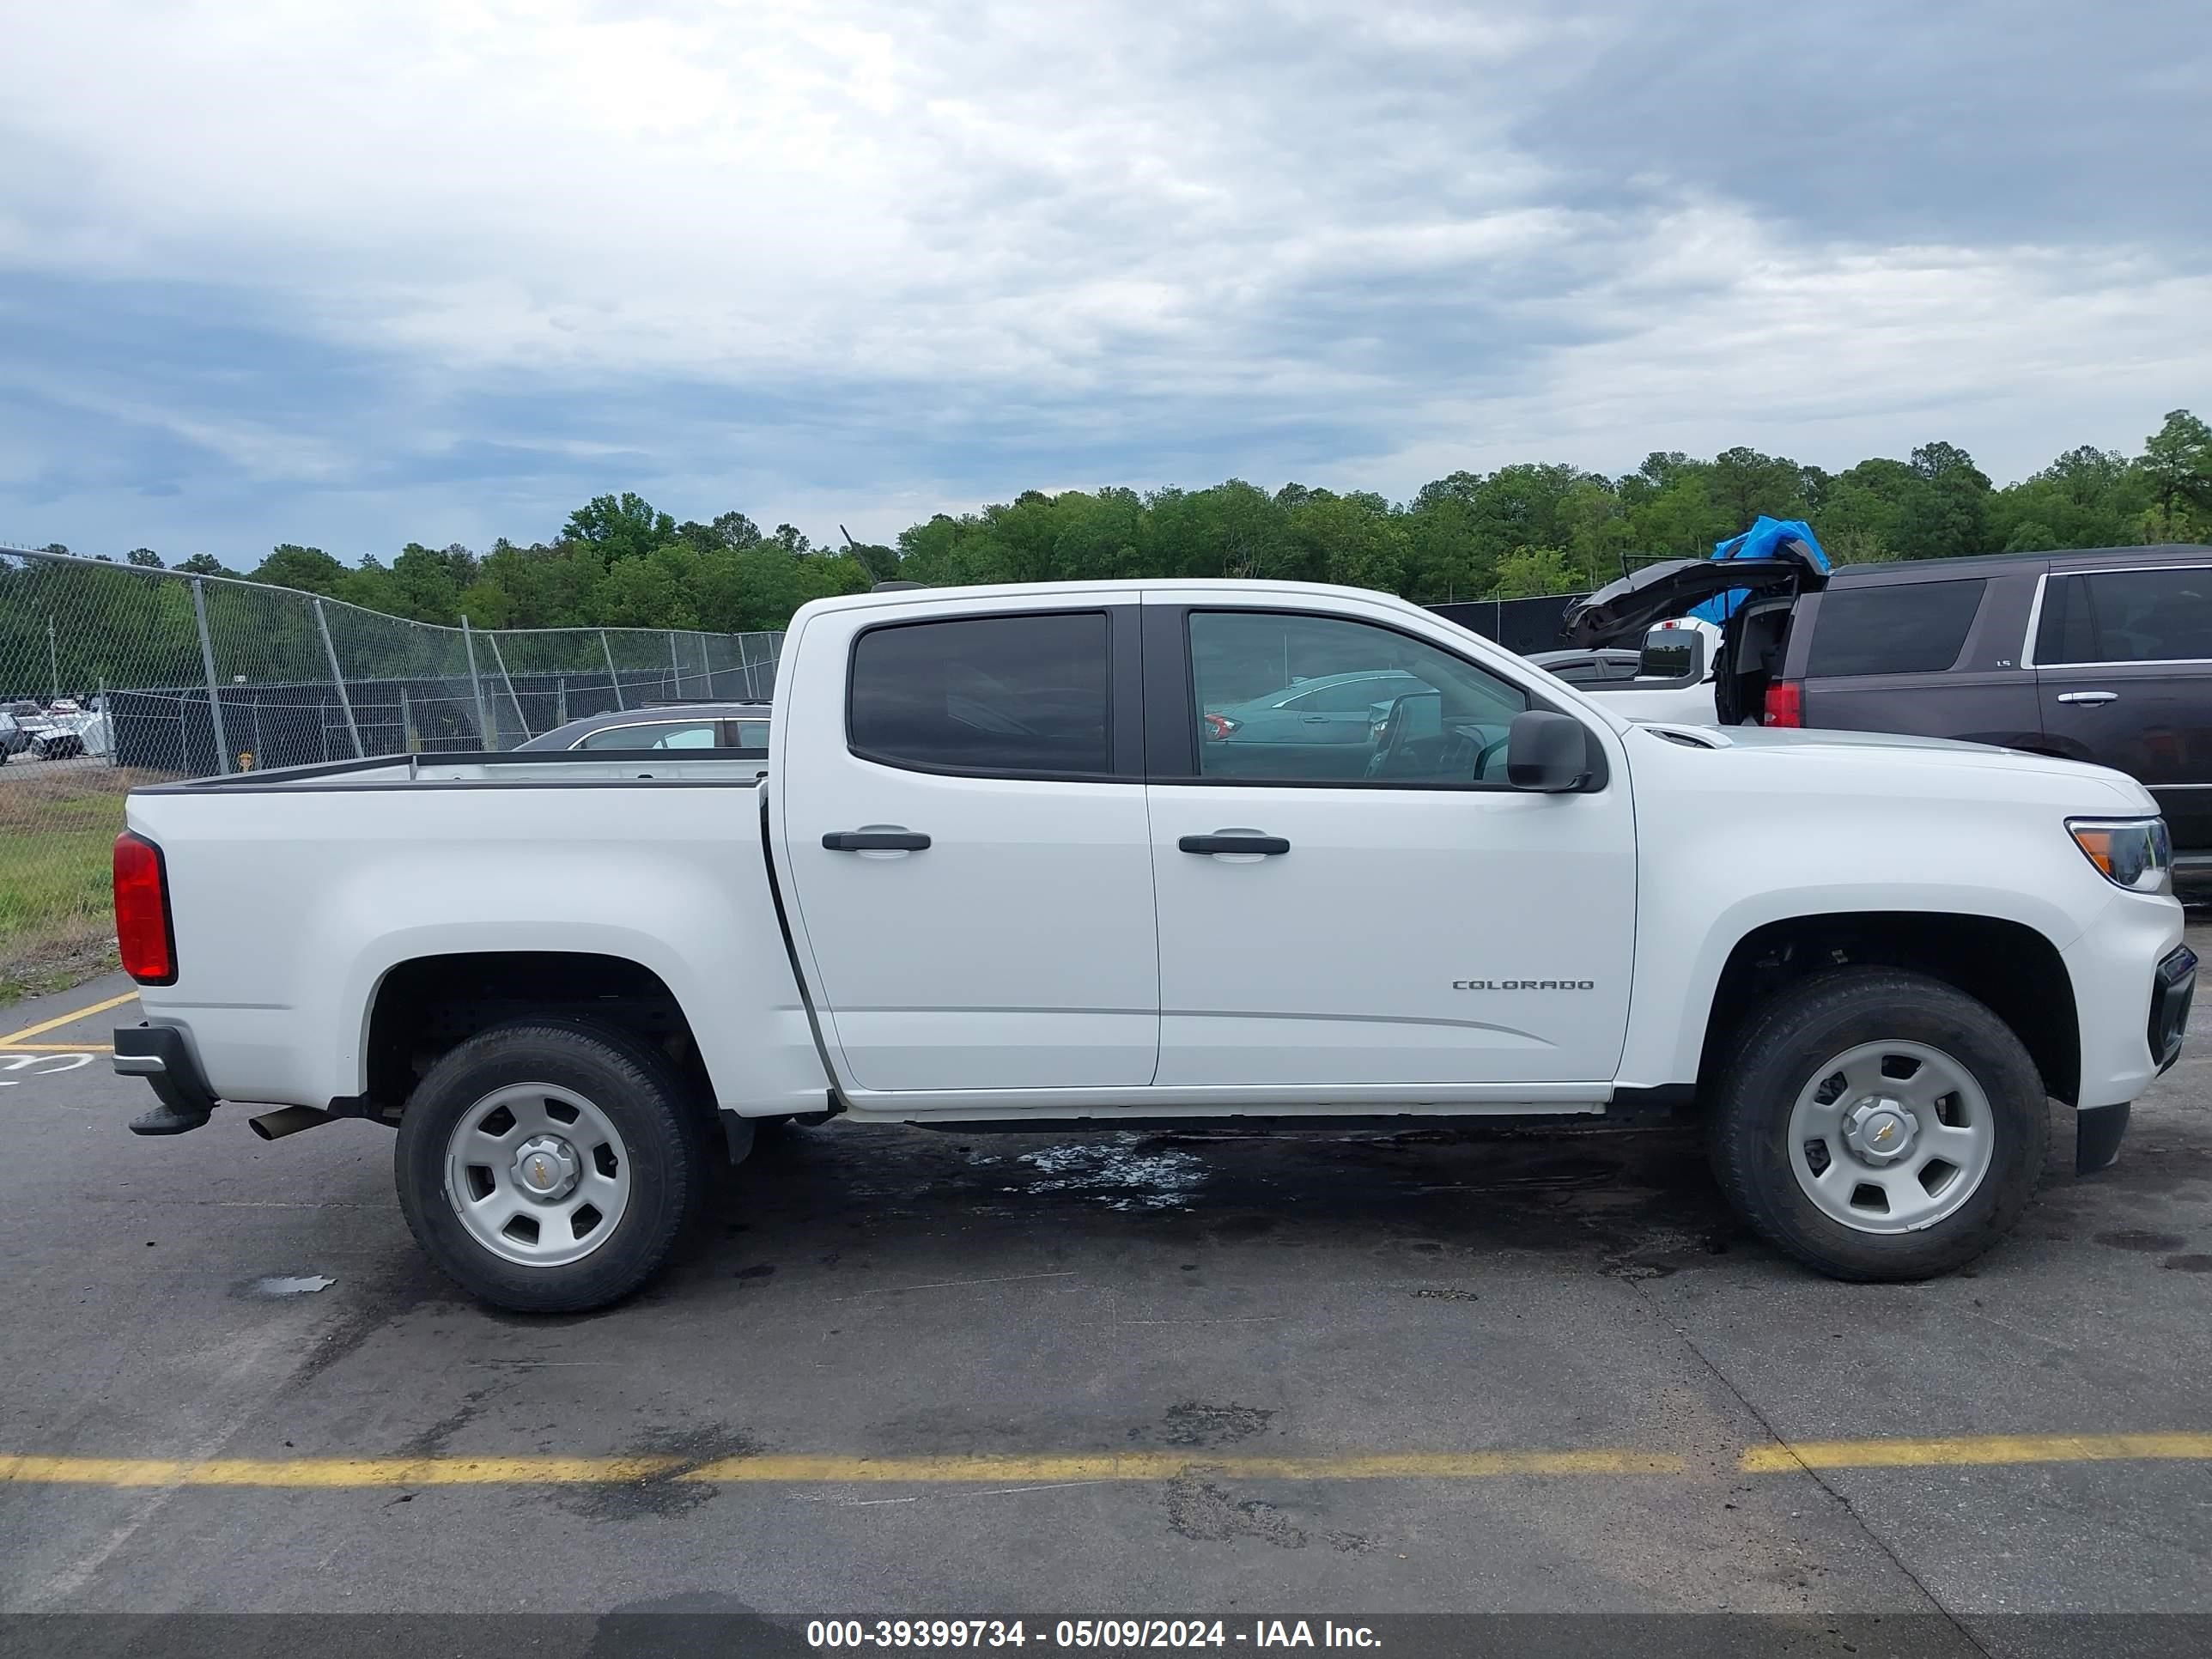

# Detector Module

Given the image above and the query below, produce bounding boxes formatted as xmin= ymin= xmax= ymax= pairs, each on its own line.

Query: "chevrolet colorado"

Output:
xmin=112 ymin=580 xmax=2193 ymax=1310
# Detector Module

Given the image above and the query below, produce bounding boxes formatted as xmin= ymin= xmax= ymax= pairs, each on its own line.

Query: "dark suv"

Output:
xmin=1565 ymin=544 xmax=2212 ymax=878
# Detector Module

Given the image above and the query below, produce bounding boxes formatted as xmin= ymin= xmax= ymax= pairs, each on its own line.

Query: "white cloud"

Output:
xmin=0 ymin=0 xmax=2205 ymax=553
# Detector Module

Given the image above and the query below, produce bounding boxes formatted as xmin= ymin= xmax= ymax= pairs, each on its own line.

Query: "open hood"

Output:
xmin=1559 ymin=547 xmax=1825 ymax=649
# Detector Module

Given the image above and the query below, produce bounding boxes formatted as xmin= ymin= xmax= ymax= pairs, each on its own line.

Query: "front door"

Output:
xmin=1146 ymin=601 xmax=1637 ymax=1090
xmin=2033 ymin=564 xmax=2212 ymax=855
xmin=776 ymin=599 xmax=1158 ymax=1095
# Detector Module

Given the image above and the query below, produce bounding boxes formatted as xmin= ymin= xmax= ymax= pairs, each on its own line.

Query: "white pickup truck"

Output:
xmin=112 ymin=580 xmax=2195 ymax=1311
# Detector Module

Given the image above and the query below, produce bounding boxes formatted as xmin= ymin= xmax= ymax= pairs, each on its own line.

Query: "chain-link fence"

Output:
xmin=0 ymin=547 xmax=782 ymax=995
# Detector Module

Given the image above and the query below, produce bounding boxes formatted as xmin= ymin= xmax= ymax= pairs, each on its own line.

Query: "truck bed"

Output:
xmin=124 ymin=750 xmax=822 ymax=1121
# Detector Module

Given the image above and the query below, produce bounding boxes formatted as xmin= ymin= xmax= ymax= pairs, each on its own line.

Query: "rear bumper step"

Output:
xmin=114 ymin=1025 xmax=218 ymax=1135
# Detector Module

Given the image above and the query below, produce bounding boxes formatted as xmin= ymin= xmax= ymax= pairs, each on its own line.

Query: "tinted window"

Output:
xmin=1190 ymin=611 xmax=1528 ymax=784
xmin=2042 ymin=567 xmax=2212 ymax=665
xmin=849 ymin=611 xmax=1110 ymax=775
xmin=2035 ymin=574 xmax=2099 ymax=666
xmin=1805 ymin=580 xmax=1984 ymax=678
xmin=1542 ymin=658 xmax=1607 ymax=684
xmin=578 ymin=720 xmax=719 ymax=750
xmin=727 ymin=720 xmax=772 ymax=748
xmin=1637 ymin=632 xmax=1699 ymax=679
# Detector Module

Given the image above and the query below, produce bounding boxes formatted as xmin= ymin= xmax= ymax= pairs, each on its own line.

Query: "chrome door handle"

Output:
xmin=2056 ymin=690 xmax=2118 ymax=706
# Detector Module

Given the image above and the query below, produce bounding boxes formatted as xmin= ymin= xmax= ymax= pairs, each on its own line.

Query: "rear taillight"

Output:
xmin=114 ymin=831 xmax=176 ymax=985
xmin=1764 ymin=680 xmax=1804 ymax=727
xmin=1203 ymin=713 xmax=1240 ymax=740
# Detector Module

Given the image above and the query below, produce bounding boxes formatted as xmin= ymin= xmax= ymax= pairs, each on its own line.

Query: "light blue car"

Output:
xmin=1201 ymin=668 xmax=1430 ymax=746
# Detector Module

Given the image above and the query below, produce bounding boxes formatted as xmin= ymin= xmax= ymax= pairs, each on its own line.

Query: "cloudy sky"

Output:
xmin=2 ymin=0 xmax=2207 ymax=562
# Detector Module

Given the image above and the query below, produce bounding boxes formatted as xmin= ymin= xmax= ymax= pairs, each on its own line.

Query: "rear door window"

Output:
xmin=1805 ymin=580 xmax=1985 ymax=678
xmin=848 ymin=611 xmax=1111 ymax=776
xmin=2039 ymin=568 xmax=2212 ymax=665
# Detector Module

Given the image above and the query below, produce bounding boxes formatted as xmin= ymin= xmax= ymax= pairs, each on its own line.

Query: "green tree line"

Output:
xmin=26 ymin=409 xmax=2212 ymax=637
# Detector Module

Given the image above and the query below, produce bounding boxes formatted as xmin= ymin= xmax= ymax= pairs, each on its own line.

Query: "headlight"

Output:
xmin=2067 ymin=817 xmax=2172 ymax=893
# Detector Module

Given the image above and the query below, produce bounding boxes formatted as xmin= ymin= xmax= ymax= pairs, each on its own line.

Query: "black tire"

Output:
xmin=1708 ymin=968 xmax=2048 ymax=1281
xmin=395 ymin=1019 xmax=707 ymax=1313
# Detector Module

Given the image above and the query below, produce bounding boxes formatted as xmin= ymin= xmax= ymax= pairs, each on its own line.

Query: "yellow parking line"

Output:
xmin=687 ymin=1449 xmax=1690 ymax=1482
xmin=1741 ymin=1432 xmax=2212 ymax=1473
xmin=9 ymin=1436 xmax=2212 ymax=1490
xmin=0 ymin=990 xmax=137 ymax=1048
xmin=0 ymin=1449 xmax=1682 ymax=1488
xmin=0 ymin=1042 xmax=113 ymax=1054
xmin=0 ymin=1455 xmax=686 ymax=1487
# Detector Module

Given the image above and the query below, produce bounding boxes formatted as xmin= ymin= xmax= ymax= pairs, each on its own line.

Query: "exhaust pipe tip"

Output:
xmin=249 ymin=1105 xmax=335 ymax=1141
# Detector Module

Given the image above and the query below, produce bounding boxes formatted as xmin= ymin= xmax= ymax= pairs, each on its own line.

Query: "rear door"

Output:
xmin=775 ymin=595 xmax=1158 ymax=1095
xmin=2032 ymin=563 xmax=2212 ymax=854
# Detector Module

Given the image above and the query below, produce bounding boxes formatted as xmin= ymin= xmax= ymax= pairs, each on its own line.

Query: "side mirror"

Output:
xmin=1507 ymin=710 xmax=1589 ymax=792
xmin=1637 ymin=627 xmax=1705 ymax=684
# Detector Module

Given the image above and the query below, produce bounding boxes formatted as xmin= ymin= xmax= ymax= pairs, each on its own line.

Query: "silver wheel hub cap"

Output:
xmin=512 ymin=1134 xmax=580 ymax=1200
xmin=1839 ymin=1097 xmax=1918 ymax=1166
xmin=442 ymin=1084 xmax=632 ymax=1268
xmin=1784 ymin=1040 xmax=1997 ymax=1236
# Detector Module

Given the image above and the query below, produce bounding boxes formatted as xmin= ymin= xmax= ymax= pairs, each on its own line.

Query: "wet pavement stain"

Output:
xmin=556 ymin=1425 xmax=762 ymax=1523
xmin=748 ymin=1122 xmax=1749 ymax=1273
xmin=2095 ymin=1229 xmax=2190 ymax=1253
xmin=398 ymin=1389 xmax=494 ymax=1460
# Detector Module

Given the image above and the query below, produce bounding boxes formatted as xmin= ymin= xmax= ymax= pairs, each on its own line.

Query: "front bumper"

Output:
xmin=2076 ymin=940 xmax=2196 ymax=1175
xmin=113 ymin=1024 xmax=219 ymax=1135
xmin=2149 ymin=943 xmax=2196 ymax=1075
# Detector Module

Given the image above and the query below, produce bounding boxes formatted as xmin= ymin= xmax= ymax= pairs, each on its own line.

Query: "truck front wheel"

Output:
xmin=1709 ymin=969 xmax=2048 ymax=1280
xmin=395 ymin=1020 xmax=706 ymax=1313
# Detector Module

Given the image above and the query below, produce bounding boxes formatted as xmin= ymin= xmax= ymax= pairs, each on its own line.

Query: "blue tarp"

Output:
xmin=1685 ymin=516 xmax=1832 ymax=625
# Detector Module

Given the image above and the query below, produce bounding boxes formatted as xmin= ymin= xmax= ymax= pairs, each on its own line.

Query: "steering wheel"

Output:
xmin=1364 ymin=696 xmax=1426 ymax=779
xmin=1474 ymin=735 xmax=1510 ymax=781
xmin=1434 ymin=730 xmax=1480 ymax=781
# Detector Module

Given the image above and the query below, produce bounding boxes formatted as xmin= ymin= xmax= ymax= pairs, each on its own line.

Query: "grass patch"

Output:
xmin=0 ymin=763 xmax=173 ymax=1004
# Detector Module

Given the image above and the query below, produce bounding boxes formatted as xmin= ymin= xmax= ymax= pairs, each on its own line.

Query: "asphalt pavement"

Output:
xmin=2 ymin=945 xmax=2209 ymax=1654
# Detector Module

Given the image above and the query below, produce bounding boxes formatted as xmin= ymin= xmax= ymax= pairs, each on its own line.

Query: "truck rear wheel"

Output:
xmin=1709 ymin=969 xmax=2048 ymax=1280
xmin=395 ymin=1020 xmax=706 ymax=1313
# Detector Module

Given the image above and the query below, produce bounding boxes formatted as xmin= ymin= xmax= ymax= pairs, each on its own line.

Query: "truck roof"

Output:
xmin=798 ymin=576 xmax=1454 ymax=619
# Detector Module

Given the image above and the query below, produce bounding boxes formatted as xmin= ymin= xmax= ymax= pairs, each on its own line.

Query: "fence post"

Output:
xmin=400 ymin=686 xmax=414 ymax=752
xmin=313 ymin=598 xmax=365 ymax=758
xmin=557 ymin=678 xmax=568 ymax=726
xmin=462 ymin=615 xmax=493 ymax=750
xmin=668 ymin=630 xmax=682 ymax=699
xmin=190 ymin=577 xmax=234 ymax=775
xmin=99 ymin=678 xmax=112 ymax=769
xmin=601 ymin=630 xmax=625 ymax=710
xmin=484 ymin=630 xmax=532 ymax=741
